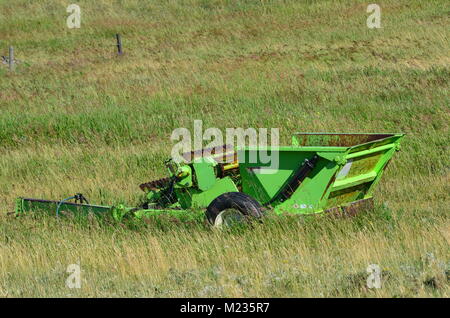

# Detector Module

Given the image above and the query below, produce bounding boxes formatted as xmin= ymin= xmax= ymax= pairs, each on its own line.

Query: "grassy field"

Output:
xmin=0 ymin=0 xmax=449 ymax=297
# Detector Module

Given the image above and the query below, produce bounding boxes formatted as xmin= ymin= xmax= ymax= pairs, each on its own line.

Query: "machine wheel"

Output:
xmin=206 ymin=192 xmax=264 ymax=227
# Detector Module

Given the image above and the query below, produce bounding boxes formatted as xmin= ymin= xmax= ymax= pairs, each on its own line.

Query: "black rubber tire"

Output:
xmin=205 ymin=192 xmax=264 ymax=226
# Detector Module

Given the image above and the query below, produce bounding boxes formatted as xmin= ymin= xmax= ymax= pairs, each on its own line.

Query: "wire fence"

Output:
xmin=2 ymin=33 xmax=124 ymax=72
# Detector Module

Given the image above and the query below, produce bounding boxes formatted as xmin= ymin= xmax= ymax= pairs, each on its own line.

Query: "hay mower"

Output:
xmin=14 ymin=133 xmax=404 ymax=227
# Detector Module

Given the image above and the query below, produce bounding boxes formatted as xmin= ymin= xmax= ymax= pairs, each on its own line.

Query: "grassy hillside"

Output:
xmin=0 ymin=0 xmax=448 ymax=297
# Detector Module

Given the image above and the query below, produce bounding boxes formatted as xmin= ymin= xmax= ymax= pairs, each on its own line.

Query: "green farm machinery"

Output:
xmin=15 ymin=133 xmax=404 ymax=227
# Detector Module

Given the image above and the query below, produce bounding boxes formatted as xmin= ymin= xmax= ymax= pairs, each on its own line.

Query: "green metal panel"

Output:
xmin=175 ymin=176 xmax=238 ymax=209
xmin=192 ymin=159 xmax=217 ymax=191
xmin=239 ymin=149 xmax=307 ymax=204
xmin=238 ymin=147 xmax=346 ymax=207
xmin=274 ymin=157 xmax=341 ymax=214
xmin=239 ymin=133 xmax=404 ymax=214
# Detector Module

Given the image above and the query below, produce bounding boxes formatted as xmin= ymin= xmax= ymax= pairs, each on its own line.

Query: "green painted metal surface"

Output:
xmin=14 ymin=133 xmax=404 ymax=222
xmin=192 ymin=158 xmax=218 ymax=191
xmin=175 ymin=176 xmax=238 ymax=209
xmin=238 ymin=133 xmax=404 ymax=214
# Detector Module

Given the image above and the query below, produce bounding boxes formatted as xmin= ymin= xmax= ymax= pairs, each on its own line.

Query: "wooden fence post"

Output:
xmin=116 ymin=34 xmax=122 ymax=55
xmin=9 ymin=46 xmax=14 ymax=71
